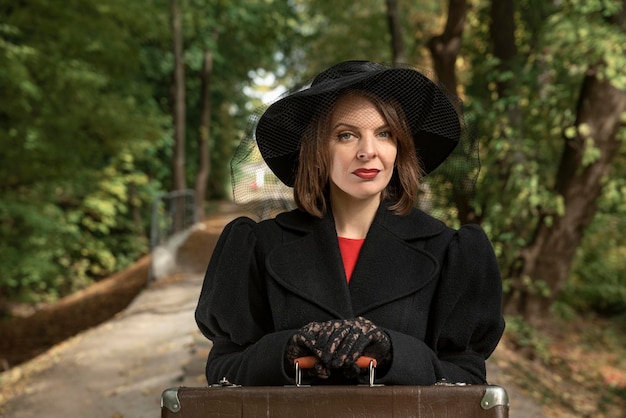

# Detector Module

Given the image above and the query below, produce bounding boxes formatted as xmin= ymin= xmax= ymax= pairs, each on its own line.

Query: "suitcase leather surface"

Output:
xmin=161 ymin=384 xmax=509 ymax=417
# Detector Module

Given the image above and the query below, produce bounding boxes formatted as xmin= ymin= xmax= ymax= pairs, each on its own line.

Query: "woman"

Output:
xmin=195 ymin=60 xmax=505 ymax=386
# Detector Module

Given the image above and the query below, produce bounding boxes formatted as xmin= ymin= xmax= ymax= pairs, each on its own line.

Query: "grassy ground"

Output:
xmin=496 ymin=314 xmax=626 ymax=417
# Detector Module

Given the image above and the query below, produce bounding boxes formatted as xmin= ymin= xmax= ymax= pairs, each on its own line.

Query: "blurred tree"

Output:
xmin=300 ymin=0 xmax=626 ymax=323
xmin=193 ymin=28 xmax=218 ymax=219
xmin=427 ymin=0 xmax=467 ymax=99
xmin=464 ymin=0 xmax=626 ymax=323
xmin=290 ymin=0 xmax=395 ymax=75
xmin=289 ymin=0 xmax=449 ymax=85
xmin=425 ymin=0 xmax=475 ymax=226
xmin=0 ymin=0 xmax=168 ymax=308
xmin=170 ymin=0 xmax=187 ymax=194
xmin=144 ymin=0 xmax=304 ymax=216
xmin=0 ymin=0 xmax=305 ymax=308
xmin=2 ymin=0 xmax=624 ymax=326
xmin=385 ymin=0 xmax=407 ymax=64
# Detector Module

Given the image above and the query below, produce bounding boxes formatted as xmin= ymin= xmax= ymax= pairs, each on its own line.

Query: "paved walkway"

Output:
xmin=1 ymin=272 xmax=209 ymax=418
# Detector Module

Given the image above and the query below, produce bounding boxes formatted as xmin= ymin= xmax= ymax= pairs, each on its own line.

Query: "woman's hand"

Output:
xmin=284 ymin=317 xmax=392 ymax=379
xmin=284 ymin=321 xmax=332 ymax=378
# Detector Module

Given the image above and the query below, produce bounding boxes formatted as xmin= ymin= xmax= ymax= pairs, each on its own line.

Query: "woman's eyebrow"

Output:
xmin=332 ymin=122 xmax=359 ymax=130
xmin=332 ymin=122 xmax=390 ymax=130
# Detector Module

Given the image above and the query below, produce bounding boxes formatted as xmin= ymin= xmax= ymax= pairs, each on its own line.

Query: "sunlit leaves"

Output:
xmin=1 ymin=0 xmax=625 ymax=314
xmin=462 ymin=0 xmax=626 ymax=313
xmin=544 ymin=0 xmax=626 ymax=90
xmin=0 ymin=0 xmax=307 ymax=305
xmin=0 ymin=0 xmax=165 ymax=304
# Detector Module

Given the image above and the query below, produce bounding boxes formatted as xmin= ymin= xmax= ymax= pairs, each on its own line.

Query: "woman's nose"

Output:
xmin=356 ymin=135 xmax=377 ymax=160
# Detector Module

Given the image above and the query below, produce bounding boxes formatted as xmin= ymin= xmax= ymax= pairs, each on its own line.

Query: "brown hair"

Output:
xmin=294 ymin=90 xmax=423 ymax=218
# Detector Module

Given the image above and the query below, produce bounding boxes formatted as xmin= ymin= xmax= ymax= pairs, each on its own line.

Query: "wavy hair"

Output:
xmin=294 ymin=90 xmax=423 ymax=218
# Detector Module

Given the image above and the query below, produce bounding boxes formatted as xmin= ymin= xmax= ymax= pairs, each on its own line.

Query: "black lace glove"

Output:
xmin=284 ymin=321 xmax=333 ymax=378
xmin=285 ymin=317 xmax=392 ymax=379
xmin=318 ymin=317 xmax=392 ymax=370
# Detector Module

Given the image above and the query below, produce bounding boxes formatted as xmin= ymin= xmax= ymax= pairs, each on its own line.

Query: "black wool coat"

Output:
xmin=195 ymin=202 xmax=505 ymax=386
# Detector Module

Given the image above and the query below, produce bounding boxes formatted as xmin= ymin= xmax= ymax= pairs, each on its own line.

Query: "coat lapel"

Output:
xmin=347 ymin=205 xmax=446 ymax=315
xmin=267 ymin=213 xmax=354 ymax=318
xmin=348 ymin=221 xmax=439 ymax=315
xmin=267 ymin=203 xmax=447 ymax=319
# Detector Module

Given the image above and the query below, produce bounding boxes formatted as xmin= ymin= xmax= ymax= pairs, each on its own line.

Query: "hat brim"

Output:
xmin=256 ymin=66 xmax=461 ymax=187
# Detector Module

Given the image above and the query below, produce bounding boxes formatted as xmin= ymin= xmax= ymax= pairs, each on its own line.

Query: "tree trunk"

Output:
xmin=194 ymin=32 xmax=217 ymax=220
xmin=170 ymin=0 xmax=186 ymax=193
xmin=385 ymin=0 xmax=406 ymax=65
xmin=489 ymin=0 xmax=517 ymax=96
xmin=488 ymin=0 xmax=524 ymax=151
xmin=427 ymin=0 xmax=466 ymax=94
xmin=505 ymin=70 xmax=626 ymax=322
xmin=426 ymin=0 xmax=476 ymax=224
xmin=504 ymin=4 xmax=626 ymax=323
xmin=169 ymin=0 xmax=186 ymax=233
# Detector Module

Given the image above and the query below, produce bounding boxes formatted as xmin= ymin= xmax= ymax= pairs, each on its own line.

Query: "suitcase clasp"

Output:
xmin=210 ymin=377 xmax=242 ymax=388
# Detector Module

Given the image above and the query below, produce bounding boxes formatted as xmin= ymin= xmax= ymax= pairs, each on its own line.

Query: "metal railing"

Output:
xmin=149 ymin=189 xmax=198 ymax=281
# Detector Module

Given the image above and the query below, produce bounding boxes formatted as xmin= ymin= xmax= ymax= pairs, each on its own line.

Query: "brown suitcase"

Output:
xmin=161 ymin=384 xmax=509 ymax=417
xmin=161 ymin=356 xmax=509 ymax=417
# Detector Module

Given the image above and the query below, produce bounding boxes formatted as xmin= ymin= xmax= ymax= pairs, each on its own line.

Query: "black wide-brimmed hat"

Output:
xmin=255 ymin=60 xmax=462 ymax=187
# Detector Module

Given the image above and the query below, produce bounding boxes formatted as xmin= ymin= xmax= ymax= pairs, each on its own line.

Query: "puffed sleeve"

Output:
xmin=194 ymin=217 xmax=295 ymax=385
xmin=380 ymin=224 xmax=505 ymax=385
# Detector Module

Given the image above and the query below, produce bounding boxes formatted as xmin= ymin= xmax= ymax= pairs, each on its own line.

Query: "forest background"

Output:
xmin=1 ymin=0 xmax=626 ymax=415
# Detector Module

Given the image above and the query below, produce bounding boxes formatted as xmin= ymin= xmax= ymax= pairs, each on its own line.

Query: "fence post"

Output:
xmin=149 ymin=189 xmax=198 ymax=282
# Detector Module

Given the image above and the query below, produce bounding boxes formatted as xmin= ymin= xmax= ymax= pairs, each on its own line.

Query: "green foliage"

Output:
xmin=504 ymin=315 xmax=552 ymax=363
xmin=290 ymin=0 xmax=447 ymax=73
xmin=62 ymin=153 xmax=160 ymax=281
xmin=0 ymin=0 xmax=167 ymax=304
xmin=0 ymin=155 xmax=164 ymax=303
xmin=139 ymin=0 xmax=305 ymax=197
xmin=1 ymin=0 xmax=161 ymax=179
xmin=1 ymin=0 xmax=625 ymax=318
xmin=563 ymin=177 xmax=626 ymax=315
xmin=543 ymin=0 xmax=626 ymax=89
xmin=531 ymin=2 xmax=626 ymax=314
xmin=0 ymin=154 xmax=159 ymax=303
xmin=0 ymin=198 xmax=69 ymax=301
xmin=0 ymin=0 xmax=306 ymax=306
xmin=462 ymin=0 xmax=626 ymax=313
xmin=291 ymin=0 xmax=392 ymax=70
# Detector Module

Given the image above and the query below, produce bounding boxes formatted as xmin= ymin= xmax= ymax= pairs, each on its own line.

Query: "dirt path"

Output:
xmin=1 ymin=274 xmax=207 ymax=418
xmin=0 ymin=202 xmax=548 ymax=417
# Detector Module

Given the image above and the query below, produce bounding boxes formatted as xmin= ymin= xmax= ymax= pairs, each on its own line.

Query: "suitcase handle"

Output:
xmin=293 ymin=356 xmax=378 ymax=387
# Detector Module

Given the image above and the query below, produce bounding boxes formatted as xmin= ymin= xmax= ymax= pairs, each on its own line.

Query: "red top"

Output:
xmin=337 ymin=237 xmax=365 ymax=283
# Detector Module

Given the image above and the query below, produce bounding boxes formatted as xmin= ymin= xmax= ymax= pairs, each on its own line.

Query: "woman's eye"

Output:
xmin=378 ymin=131 xmax=392 ymax=138
xmin=337 ymin=132 xmax=355 ymax=141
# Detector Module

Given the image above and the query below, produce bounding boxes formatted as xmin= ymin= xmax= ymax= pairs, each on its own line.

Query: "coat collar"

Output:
xmin=267 ymin=202 xmax=447 ymax=318
xmin=274 ymin=201 xmax=447 ymax=239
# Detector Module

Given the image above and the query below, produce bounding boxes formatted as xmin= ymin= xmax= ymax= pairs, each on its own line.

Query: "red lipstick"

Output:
xmin=353 ymin=168 xmax=380 ymax=179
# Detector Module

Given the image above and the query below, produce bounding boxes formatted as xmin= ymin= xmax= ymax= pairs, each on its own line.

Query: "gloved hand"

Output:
xmin=318 ymin=317 xmax=391 ymax=369
xmin=284 ymin=321 xmax=333 ymax=378
xmin=284 ymin=317 xmax=392 ymax=379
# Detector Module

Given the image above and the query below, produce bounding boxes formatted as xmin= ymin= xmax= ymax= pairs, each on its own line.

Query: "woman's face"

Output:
xmin=327 ymin=94 xmax=398 ymax=205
